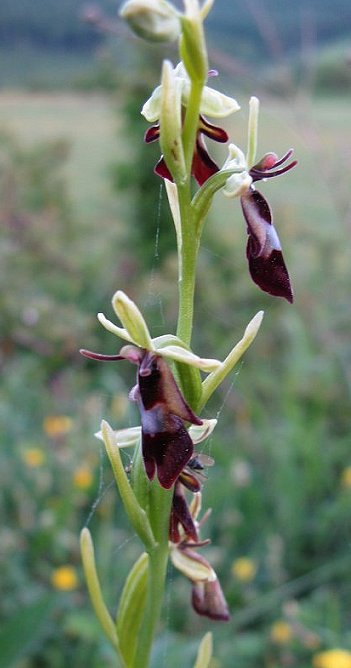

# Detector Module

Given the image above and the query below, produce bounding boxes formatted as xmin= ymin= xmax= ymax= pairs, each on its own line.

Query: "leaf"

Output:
xmin=80 ymin=528 xmax=120 ymax=653
xmin=101 ymin=420 xmax=156 ymax=550
xmin=116 ymin=552 xmax=149 ymax=667
xmin=0 ymin=594 xmax=56 ymax=668
xmin=193 ymin=632 xmax=213 ymax=668
xmin=200 ymin=310 xmax=264 ymax=410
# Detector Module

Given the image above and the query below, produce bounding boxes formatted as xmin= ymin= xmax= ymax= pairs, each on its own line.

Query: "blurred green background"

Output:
xmin=0 ymin=1 xmax=351 ymax=667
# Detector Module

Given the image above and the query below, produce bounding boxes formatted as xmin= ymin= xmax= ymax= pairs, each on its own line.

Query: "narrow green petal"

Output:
xmin=246 ymin=96 xmax=260 ymax=168
xmin=95 ymin=426 xmax=141 ymax=448
xmin=200 ymin=0 xmax=214 ymax=20
xmin=97 ymin=313 xmax=133 ymax=343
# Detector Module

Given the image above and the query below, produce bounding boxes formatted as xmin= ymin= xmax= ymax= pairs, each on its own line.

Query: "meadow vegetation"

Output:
xmin=0 ymin=43 xmax=351 ymax=668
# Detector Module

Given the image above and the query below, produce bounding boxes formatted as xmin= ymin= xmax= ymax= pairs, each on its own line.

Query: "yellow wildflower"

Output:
xmin=22 ymin=448 xmax=45 ymax=468
xmin=270 ymin=620 xmax=293 ymax=644
xmin=231 ymin=557 xmax=257 ymax=583
xmin=340 ymin=467 xmax=351 ymax=489
xmin=43 ymin=415 xmax=73 ymax=438
xmin=313 ymin=650 xmax=351 ymax=668
xmin=73 ymin=465 xmax=93 ymax=490
xmin=51 ymin=565 xmax=78 ymax=591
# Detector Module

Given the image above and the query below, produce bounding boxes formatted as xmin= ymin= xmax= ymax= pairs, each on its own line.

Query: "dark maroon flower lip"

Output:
xmin=192 ymin=579 xmax=230 ymax=621
xmin=170 ymin=481 xmax=199 ymax=543
xmin=241 ymin=188 xmax=294 ymax=303
xmin=80 ymin=346 xmax=202 ymax=489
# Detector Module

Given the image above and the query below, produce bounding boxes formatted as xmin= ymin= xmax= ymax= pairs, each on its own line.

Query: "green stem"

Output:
xmin=132 ymin=546 xmax=169 ymax=668
xmin=132 ymin=484 xmax=173 ymax=668
xmin=176 ymin=181 xmax=200 ymax=347
xmin=130 ymin=27 xmax=208 ymax=668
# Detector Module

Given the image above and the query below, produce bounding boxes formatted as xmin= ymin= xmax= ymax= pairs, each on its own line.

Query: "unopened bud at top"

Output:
xmin=119 ymin=0 xmax=180 ymax=43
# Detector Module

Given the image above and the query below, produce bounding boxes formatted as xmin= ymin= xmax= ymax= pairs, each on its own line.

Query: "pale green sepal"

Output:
xmin=200 ymin=311 xmax=264 ymax=410
xmin=199 ymin=85 xmax=240 ymax=118
xmin=80 ymin=528 xmax=122 ymax=657
xmin=192 ymin=168 xmax=243 ymax=226
xmin=101 ymin=420 xmax=156 ymax=550
xmin=97 ymin=313 xmax=133 ymax=343
xmin=153 ymin=333 xmax=185 ymax=349
xmin=159 ymin=60 xmax=186 ymax=184
xmin=159 ymin=345 xmax=221 ymax=371
xmin=97 ymin=422 xmax=215 ymax=448
xmin=189 ymin=419 xmax=217 ymax=444
xmin=116 ymin=552 xmax=149 ymax=667
xmin=154 ymin=333 xmax=221 ymax=373
xmin=141 ymin=85 xmax=162 ymax=122
xmin=246 ymin=96 xmax=260 ymax=168
xmin=112 ymin=291 xmax=154 ymax=350
xmin=170 ymin=545 xmax=215 ymax=581
xmin=142 ymin=61 xmax=239 ymax=122
xmin=95 ymin=425 xmax=141 ymax=448
xmin=193 ymin=632 xmax=213 ymax=668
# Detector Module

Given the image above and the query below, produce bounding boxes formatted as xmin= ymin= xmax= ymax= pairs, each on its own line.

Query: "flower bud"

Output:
xmin=119 ymin=0 xmax=180 ymax=43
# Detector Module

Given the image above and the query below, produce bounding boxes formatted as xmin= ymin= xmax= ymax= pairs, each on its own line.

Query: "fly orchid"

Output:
xmin=142 ymin=62 xmax=239 ymax=184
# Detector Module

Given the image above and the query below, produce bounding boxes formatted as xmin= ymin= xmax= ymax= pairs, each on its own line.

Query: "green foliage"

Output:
xmin=313 ymin=43 xmax=351 ymax=93
xmin=1 ymin=89 xmax=351 ymax=667
xmin=0 ymin=595 xmax=57 ymax=668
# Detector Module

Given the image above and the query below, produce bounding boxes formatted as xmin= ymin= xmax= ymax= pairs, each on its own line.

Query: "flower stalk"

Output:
xmin=79 ymin=0 xmax=297 ymax=665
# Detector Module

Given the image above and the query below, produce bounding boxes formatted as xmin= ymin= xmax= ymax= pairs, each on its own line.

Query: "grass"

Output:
xmin=0 ymin=44 xmax=97 ymax=90
xmin=0 ymin=91 xmax=118 ymax=220
xmin=1 ymin=88 xmax=351 ymax=668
